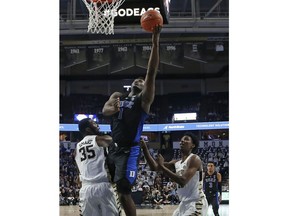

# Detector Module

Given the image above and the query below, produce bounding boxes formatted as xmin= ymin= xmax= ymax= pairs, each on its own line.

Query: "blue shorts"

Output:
xmin=107 ymin=143 xmax=141 ymax=194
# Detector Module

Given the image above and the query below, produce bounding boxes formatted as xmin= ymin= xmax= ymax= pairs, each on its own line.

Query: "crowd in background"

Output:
xmin=59 ymin=141 xmax=229 ymax=207
xmin=59 ymin=145 xmax=80 ymax=206
xmin=60 ymin=92 xmax=228 ymax=124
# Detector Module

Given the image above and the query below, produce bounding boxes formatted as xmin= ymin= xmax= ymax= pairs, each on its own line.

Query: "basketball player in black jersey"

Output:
xmin=203 ymin=161 xmax=222 ymax=216
xmin=102 ymin=25 xmax=161 ymax=216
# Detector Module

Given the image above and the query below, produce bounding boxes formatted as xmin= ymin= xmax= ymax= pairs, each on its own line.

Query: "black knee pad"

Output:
xmin=116 ymin=178 xmax=132 ymax=194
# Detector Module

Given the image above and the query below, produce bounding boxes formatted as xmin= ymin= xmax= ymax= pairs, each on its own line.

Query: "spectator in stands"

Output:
xmin=148 ymin=175 xmax=154 ymax=187
xmin=223 ymin=159 xmax=229 ymax=176
xmin=168 ymin=183 xmax=179 ymax=205
xmin=162 ymin=186 xmax=171 ymax=205
xmin=60 ymin=132 xmax=68 ymax=141
xmin=142 ymin=186 xmax=152 ymax=206
xmin=166 ymin=178 xmax=173 ymax=188
xmin=67 ymin=188 xmax=75 ymax=205
xmin=59 ymin=190 xmax=66 ymax=206
xmin=154 ymin=174 xmax=162 ymax=190
xmin=136 ymin=182 xmax=144 ymax=192
xmin=152 ymin=190 xmax=163 ymax=209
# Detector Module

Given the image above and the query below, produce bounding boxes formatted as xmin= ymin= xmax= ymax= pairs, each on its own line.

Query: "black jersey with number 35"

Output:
xmin=110 ymin=94 xmax=148 ymax=146
xmin=203 ymin=171 xmax=218 ymax=196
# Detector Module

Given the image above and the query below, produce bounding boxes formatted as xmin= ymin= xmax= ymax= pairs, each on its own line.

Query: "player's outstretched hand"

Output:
xmin=140 ymin=138 xmax=147 ymax=149
xmin=113 ymin=97 xmax=120 ymax=111
xmin=153 ymin=25 xmax=162 ymax=34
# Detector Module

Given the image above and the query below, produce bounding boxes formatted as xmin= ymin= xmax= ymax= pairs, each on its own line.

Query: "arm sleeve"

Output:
xmin=218 ymin=181 xmax=222 ymax=195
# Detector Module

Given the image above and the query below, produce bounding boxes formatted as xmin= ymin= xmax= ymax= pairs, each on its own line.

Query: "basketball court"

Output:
xmin=60 ymin=1 xmax=229 ymax=216
xmin=60 ymin=204 xmax=229 ymax=216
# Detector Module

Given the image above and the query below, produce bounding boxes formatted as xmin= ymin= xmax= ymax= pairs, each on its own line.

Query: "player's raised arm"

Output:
xmin=157 ymin=154 xmax=201 ymax=188
xmin=96 ymin=135 xmax=113 ymax=148
xmin=141 ymin=26 xmax=162 ymax=113
xmin=217 ymin=172 xmax=222 ymax=203
xmin=102 ymin=92 xmax=122 ymax=116
xmin=140 ymin=139 xmax=176 ymax=171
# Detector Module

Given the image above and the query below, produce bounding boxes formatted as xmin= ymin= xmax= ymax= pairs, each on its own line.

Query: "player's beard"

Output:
xmin=91 ymin=127 xmax=103 ymax=136
xmin=95 ymin=130 xmax=104 ymax=136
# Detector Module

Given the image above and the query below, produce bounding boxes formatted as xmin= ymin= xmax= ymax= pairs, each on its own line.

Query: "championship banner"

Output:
xmin=160 ymin=43 xmax=184 ymax=68
xmin=184 ymin=42 xmax=207 ymax=63
xmin=63 ymin=46 xmax=86 ymax=68
xmin=86 ymin=45 xmax=111 ymax=71
xmin=135 ymin=44 xmax=151 ymax=69
xmin=110 ymin=44 xmax=134 ymax=73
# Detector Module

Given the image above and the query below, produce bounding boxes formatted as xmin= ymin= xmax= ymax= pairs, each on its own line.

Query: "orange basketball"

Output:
xmin=140 ymin=9 xmax=163 ymax=32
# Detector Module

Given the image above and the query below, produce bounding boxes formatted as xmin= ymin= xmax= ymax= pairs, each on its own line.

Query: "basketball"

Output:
xmin=140 ymin=9 xmax=163 ymax=32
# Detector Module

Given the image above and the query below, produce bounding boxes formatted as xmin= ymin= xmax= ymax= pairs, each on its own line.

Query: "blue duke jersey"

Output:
xmin=203 ymin=171 xmax=218 ymax=196
xmin=111 ymin=94 xmax=148 ymax=146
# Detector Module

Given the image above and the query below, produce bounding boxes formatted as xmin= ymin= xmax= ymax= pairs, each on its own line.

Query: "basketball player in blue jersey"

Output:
xmin=102 ymin=25 xmax=161 ymax=216
xmin=74 ymin=118 xmax=121 ymax=216
xmin=140 ymin=133 xmax=208 ymax=216
xmin=203 ymin=162 xmax=222 ymax=216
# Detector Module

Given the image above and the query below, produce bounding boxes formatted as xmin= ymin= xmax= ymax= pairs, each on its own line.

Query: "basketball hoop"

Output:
xmin=82 ymin=0 xmax=125 ymax=35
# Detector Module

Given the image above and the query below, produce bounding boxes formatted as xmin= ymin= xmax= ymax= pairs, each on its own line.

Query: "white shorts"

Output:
xmin=79 ymin=182 xmax=121 ymax=216
xmin=172 ymin=197 xmax=208 ymax=216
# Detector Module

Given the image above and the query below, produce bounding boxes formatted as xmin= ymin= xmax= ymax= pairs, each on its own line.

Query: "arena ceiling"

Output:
xmin=60 ymin=0 xmax=229 ymax=85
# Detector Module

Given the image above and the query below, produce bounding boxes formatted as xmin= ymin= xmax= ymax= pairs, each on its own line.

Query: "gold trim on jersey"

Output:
xmin=191 ymin=198 xmax=204 ymax=216
xmin=111 ymin=183 xmax=122 ymax=216
xmin=105 ymin=156 xmax=122 ymax=215
xmin=189 ymin=178 xmax=205 ymax=216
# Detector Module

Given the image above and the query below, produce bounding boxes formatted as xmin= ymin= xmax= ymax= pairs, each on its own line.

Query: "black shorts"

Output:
xmin=107 ymin=143 xmax=141 ymax=194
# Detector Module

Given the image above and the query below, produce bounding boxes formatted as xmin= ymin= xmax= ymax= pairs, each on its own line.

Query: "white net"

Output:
xmin=82 ymin=0 xmax=125 ymax=35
